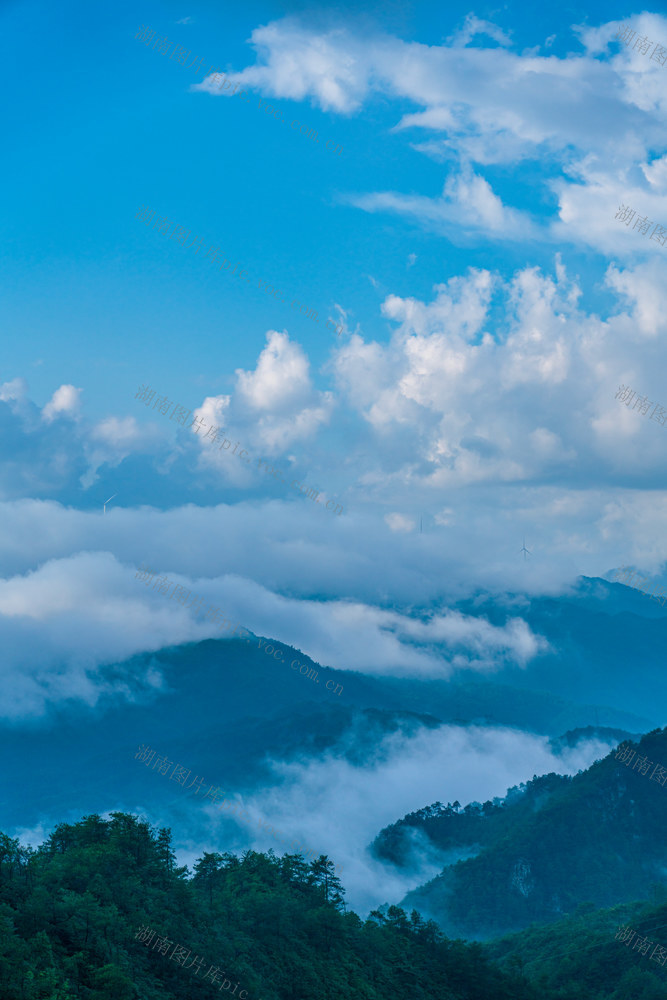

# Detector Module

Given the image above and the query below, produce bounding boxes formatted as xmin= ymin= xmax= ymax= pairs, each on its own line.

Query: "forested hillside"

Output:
xmin=397 ymin=728 xmax=667 ymax=939
xmin=488 ymin=895 xmax=667 ymax=999
xmin=0 ymin=813 xmax=549 ymax=1000
xmin=371 ymin=770 xmax=571 ymax=868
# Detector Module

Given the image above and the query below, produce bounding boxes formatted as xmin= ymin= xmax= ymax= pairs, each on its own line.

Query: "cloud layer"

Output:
xmin=202 ymin=14 xmax=667 ymax=251
xmin=175 ymin=722 xmax=619 ymax=914
xmin=0 ymin=534 xmax=550 ymax=720
xmin=5 ymin=252 xmax=667 ymax=509
xmin=4 ymin=14 xmax=667 ymax=725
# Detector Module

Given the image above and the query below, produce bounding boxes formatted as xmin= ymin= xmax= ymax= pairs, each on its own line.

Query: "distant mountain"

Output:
xmin=450 ymin=576 xmax=667 ymax=726
xmin=0 ymin=618 xmax=649 ymax=836
xmin=393 ymin=728 xmax=667 ymax=940
xmin=547 ymin=725 xmax=638 ymax=754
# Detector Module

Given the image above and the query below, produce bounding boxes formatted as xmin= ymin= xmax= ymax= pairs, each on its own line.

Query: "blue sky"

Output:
xmin=3 ymin=1 xmax=667 ymax=725
xmin=3 ymin=0 xmax=648 ymax=419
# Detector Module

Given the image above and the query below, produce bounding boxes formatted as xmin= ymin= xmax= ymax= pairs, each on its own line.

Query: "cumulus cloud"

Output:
xmin=0 ymin=377 xmax=36 ymax=427
xmin=233 ymin=331 xmax=334 ymax=451
xmin=604 ymin=258 xmax=667 ymax=338
xmin=190 ymin=332 xmax=335 ymax=464
xmin=236 ymin=331 xmax=313 ymax=412
xmin=81 ymin=416 xmax=165 ymax=489
xmin=42 ymin=385 xmax=82 ymax=423
xmin=0 ymin=377 xmax=29 ymax=405
xmin=330 ymin=259 xmax=667 ymax=497
xmin=3 ymin=253 xmax=667 ymax=646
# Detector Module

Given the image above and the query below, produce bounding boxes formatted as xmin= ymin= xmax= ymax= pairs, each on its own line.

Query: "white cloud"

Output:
xmin=0 ymin=536 xmax=549 ymax=722
xmin=226 ymin=330 xmax=334 ymax=453
xmin=42 ymin=385 xmax=82 ymax=423
xmin=0 ymin=551 xmax=184 ymax=719
xmin=236 ymin=331 xmax=312 ymax=412
xmin=3 ymin=248 xmax=667 ymax=637
xmin=642 ymin=154 xmax=667 ymax=192
xmin=214 ymin=16 xmax=667 ymax=249
xmin=385 ymin=512 xmax=415 ymax=533
xmin=188 ymin=394 xmax=252 ymax=481
xmin=2 ymin=477 xmax=667 ymax=724
xmin=197 ymin=723 xmax=618 ymax=914
xmin=81 ymin=416 xmax=164 ymax=489
xmin=349 ymin=164 xmax=538 ymax=241
xmin=604 ymin=259 xmax=667 ymax=338
xmin=452 ymin=14 xmax=513 ymax=49
xmin=198 ymin=20 xmax=372 ymax=113
xmin=0 ymin=377 xmax=28 ymax=404
xmin=0 ymin=377 xmax=34 ymax=425
xmin=91 ymin=416 xmax=142 ymax=447
xmin=326 ymin=258 xmax=667 ymax=497
xmin=0 ymin=253 xmax=665 ymax=512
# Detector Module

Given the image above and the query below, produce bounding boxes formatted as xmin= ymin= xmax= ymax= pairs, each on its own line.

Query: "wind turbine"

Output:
xmin=103 ymin=493 xmax=118 ymax=515
xmin=520 ymin=537 xmax=531 ymax=560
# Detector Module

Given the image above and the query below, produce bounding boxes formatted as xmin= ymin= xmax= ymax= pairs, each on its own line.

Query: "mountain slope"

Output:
xmin=453 ymin=576 xmax=667 ymax=724
xmin=0 ymin=626 xmax=646 ymax=835
xmin=0 ymin=812 xmax=551 ymax=1000
xmin=397 ymin=728 xmax=667 ymax=939
xmin=486 ymin=895 xmax=667 ymax=999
